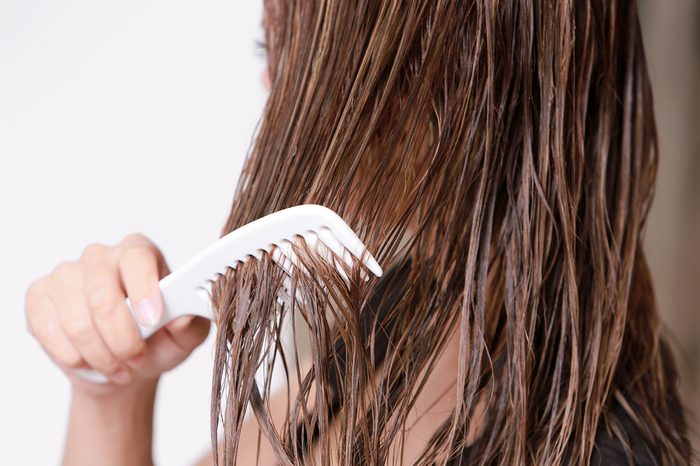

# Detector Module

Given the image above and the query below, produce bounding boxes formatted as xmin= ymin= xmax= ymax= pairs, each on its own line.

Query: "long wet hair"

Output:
xmin=211 ymin=0 xmax=692 ymax=464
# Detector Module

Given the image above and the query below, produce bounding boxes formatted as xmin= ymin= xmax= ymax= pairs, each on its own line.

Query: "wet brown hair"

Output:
xmin=211 ymin=0 xmax=692 ymax=464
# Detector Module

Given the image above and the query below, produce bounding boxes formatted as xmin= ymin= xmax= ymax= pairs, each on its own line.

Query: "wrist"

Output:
xmin=69 ymin=372 xmax=159 ymax=402
xmin=63 ymin=378 xmax=159 ymax=466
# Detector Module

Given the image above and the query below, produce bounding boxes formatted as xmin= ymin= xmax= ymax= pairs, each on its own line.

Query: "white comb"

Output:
xmin=75 ymin=204 xmax=382 ymax=383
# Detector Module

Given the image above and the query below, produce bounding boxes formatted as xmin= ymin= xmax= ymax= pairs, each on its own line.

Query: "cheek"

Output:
xmin=261 ymin=68 xmax=271 ymax=90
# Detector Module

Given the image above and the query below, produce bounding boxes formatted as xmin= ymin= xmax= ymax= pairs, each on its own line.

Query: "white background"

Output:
xmin=0 ymin=1 xmax=266 ymax=464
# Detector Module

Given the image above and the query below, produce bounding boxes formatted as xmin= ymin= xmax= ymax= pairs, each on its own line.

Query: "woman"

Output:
xmin=25 ymin=0 xmax=692 ymax=464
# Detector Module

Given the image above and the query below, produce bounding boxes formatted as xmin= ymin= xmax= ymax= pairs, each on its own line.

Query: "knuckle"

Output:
xmin=25 ymin=277 xmax=46 ymax=302
xmin=81 ymin=243 xmax=108 ymax=263
xmin=24 ymin=279 xmax=47 ymax=316
xmin=84 ymin=262 xmax=116 ymax=281
xmin=99 ymin=357 xmax=122 ymax=375
xmin=121 ymin=233 xmax=150 ymax=247
xmin=118 ymin=244 xmax=155 ymax=269
xmin=33 ymin=320 xmax=60 ymax=341
xmin=85 ymin=285 xmax=120 ymax=318
xmin=63 ymin=317 xmax=94 ymax=342
xmin=51 ymin=261 xmax=78 ymax=283
xmin=112 ymin=338 xmax=145 ymax=360
xmin=58 ymin=352 xmax=84 ymax=369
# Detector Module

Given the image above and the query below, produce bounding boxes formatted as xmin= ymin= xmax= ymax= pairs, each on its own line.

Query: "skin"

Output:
xmin=24 ymin=68 xmax=276 ymax=465
xmin=25 ymin=231 xmax=473 ymax=465
xmin=25 ymin=234 xmax=211 ymax=465
xmin=25 ymin=69 xmax=469 ymax=466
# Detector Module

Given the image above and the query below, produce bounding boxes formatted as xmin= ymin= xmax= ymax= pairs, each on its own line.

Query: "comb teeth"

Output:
xmin=74 ymin=205 xmax=382 ymax=385
xmin=155 ymin=205 xmax=382 ymax=323
xmin=201 ymin=231 xmax=352 ymax=283
xmin=197 ymin=208 xmax=382 ymax=287
xmin=208 ymin=229 xmax=371 ymax=307
xmin=269 ymin=239 xmax=306 ymax=277
xmin=189 ymin=206 xmax=383 ymax=307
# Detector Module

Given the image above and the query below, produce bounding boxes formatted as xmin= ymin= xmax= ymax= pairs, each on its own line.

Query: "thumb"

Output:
xmin=165 ymin=315 xmax=211 ymax=352
xmin=138 ymin=316 xmax=211 ymax=376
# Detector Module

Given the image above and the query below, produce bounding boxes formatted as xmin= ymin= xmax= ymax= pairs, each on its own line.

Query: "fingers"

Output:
xmin=25 ymin=279 xmax=84 ymax=369
xmin=117 ymin=238 xmax=166 ymax=328
xmin=49 ymin=262 xmax=131 ymax=384
xmin=82 ymin=247 xmax=146 ymax=366
xmin=165 ymin=315 xmax=211 ymax=353
xmin=141 ymin=316 xmax=210 ymax=374
xmin=24 ymin=233 xmax=211 ymax=388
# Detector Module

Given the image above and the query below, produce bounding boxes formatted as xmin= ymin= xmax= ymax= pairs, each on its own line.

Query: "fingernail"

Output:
xmin=111 ymin=369 xmax=131 ymax=385
xmin=135 ymin=296 xmax=160 ymax=326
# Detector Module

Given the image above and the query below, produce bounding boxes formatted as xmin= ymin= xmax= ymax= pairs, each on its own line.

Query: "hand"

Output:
xmin=25 ymin=234 xmax=211 ymax=396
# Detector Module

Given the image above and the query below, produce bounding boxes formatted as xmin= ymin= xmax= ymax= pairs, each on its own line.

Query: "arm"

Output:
xmin=25 ymin=234 xmax=210 ymax=466
xmin=63 ymin=379 xmax=158 ymax=466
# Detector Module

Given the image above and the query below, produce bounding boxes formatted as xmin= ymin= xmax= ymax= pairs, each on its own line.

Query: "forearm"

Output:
xmin=62 ymin=379 xmax=158 ymax=466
